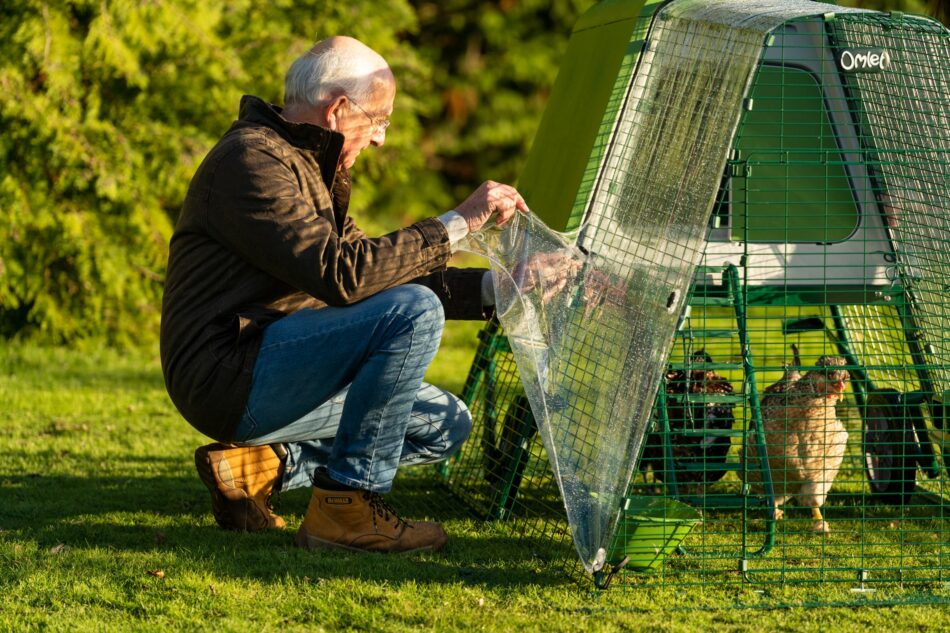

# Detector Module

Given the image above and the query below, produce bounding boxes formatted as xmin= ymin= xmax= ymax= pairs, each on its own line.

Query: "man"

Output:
xmin=160 ymin=36 xmax=527 ymax=553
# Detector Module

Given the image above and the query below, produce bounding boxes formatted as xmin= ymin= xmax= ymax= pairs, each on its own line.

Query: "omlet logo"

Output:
xmin=837 ymin=48 xmax=891 ymax=72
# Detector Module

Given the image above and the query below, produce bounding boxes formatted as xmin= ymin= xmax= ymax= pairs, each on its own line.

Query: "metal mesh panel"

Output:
xmin=832 ymin=14 xmax=950 ymax=395
xmin=437 ymin=0 xmax=950 ymax=606
xmin=453 ymin=0 xmax=853 ymax=575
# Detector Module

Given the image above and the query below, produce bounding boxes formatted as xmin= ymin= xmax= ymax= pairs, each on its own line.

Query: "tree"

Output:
xmin=2 ymin=0 xmax=942 ymax=345
xmin=0 ymin=0 xmax=422 ymax=344
xmin=407 ymin=0 xmax=596 ymax=206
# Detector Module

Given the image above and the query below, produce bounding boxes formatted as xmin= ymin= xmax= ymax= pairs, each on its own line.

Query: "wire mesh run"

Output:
xmin=437 ymin=0 xmax=950 ymax=606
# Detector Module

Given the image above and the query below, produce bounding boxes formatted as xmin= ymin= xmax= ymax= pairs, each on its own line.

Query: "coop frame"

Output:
xmin=433 ymin=0 xmax=950 ymax=606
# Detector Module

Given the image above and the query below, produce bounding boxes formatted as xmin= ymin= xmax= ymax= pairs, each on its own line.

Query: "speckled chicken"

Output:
xmin=745 ymin=354 xmax=849 ymax=533
xmin=760 ymin=344 xmax=802 ymax=399
xmin=642 ymin=350 xmax=735 ymax=487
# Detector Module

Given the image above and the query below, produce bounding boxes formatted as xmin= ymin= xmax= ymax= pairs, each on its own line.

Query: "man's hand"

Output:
xmin=455 ymin=181 xmax=529 ymax=233
xmin=511 ymin=249 xmax=584 ymax=304
xmin=580 ymin=267 xmax=627 ymax=319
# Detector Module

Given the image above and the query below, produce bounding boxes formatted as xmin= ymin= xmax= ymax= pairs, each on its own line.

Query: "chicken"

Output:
xmin=642 ymin=349 xmax=735 ymax=489
xmin=760 ymin=343 xmax=802 ymax=398
xmin=745 ymin=354 xmax=849 ymax=533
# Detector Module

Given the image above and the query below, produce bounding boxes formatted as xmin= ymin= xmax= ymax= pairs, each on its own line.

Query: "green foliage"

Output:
xmin=0 ymin=0 xmax=591 ymax=345
xmin=841 ymin=0 xmax=949 ymax=25
xmin=2 ymin=0 xmax=940 ymax=345
xmin=0 ymin=0 xmax=422 ymax=345
xmin=841 ymin=0 xmax=927 ymax=15
xmin=408 ymin=0 xmax=596 ymax=205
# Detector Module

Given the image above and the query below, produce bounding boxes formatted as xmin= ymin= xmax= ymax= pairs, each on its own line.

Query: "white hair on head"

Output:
xmin=284 ymin=44 xmax=383 ymax=107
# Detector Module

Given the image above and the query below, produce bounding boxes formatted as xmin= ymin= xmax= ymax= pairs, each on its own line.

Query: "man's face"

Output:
xmin=334 ymin=81 xmax=395 ymax=170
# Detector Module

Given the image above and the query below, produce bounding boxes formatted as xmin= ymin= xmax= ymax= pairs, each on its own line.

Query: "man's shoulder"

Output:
xmin=210 ymin=123 xmax=296 ymax=163
xmin=184 ymin=124 xmax=307 ymax=210
xmin=189 ymin=125 xmax=309 ymax=187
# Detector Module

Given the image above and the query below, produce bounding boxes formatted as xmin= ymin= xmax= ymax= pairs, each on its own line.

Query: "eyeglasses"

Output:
xmin=347 ymin=97 xmax=391 ymax=134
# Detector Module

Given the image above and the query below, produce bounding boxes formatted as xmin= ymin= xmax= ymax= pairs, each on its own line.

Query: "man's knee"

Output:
xmin=387 ymin=284 xmax=445 ymax=332
xmin=444 ymin=399 xmax=473 ymax=455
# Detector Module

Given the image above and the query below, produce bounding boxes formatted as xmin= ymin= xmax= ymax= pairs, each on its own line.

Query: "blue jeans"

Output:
xmin=230 ymin=285 xmax=472 ymax=493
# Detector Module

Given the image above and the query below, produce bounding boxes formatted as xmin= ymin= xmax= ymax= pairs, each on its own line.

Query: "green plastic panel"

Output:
xmin=517 ymin=0 xmax=664 ymax=231
xmin=731 ymin=65 xmax=860 ymax=243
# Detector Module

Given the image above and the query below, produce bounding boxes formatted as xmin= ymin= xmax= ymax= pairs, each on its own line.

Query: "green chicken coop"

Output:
xmin=437 ymin=0 xmax=950 ymax=604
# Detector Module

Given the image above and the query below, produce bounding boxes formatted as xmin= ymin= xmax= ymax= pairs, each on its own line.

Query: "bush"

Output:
xmin=0 ymin=0 xmax=423 ymax=345
xmin=0 ymin=0 xmax=600 ymax=346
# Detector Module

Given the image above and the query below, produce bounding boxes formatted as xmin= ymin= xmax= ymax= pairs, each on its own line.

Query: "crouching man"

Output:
xmin=160 ymin=35 xmax=526 ymax=553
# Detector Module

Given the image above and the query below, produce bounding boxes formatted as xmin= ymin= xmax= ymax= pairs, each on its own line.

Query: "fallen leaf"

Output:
xmin=48 ymin=544 xmax=67 ymax=555
xmin=209 ymin=584 xmax=217 ymax=595
xmin=477 ymin=598 xmax=485 ymax=607
xmin=147 ymin=569 xmax=165 ymax=578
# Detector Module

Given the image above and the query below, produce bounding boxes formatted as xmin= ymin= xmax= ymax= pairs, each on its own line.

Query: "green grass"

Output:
xmin=2 ymin=330 xmax=950 ymax=632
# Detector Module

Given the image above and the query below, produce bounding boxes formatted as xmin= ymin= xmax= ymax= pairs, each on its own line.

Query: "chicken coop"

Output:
xmin=435 ymin=0 xmax=950 ymax=606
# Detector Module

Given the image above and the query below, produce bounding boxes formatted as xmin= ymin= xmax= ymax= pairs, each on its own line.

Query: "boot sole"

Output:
xmin=293 ymin=526 xmax=447 ymax=554
xmin=194 ymin=445 xmax=271 ymax=533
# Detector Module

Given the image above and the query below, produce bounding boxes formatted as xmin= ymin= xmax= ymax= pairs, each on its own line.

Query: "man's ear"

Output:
xmin=324 ymin=95 xmax=348 ymax=131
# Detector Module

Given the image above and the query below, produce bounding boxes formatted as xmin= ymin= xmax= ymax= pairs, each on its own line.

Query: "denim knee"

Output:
xmin=389 ymin=284 xmax=445 ymax=333
xmin=444 ymin=397 xmax=473 ymax=455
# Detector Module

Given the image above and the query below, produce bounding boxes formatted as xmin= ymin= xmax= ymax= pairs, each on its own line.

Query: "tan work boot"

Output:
xmin=194 ymin=443 xmax=286 ymax=532
xmin=294 ymin=481 xmax=448 ymax=553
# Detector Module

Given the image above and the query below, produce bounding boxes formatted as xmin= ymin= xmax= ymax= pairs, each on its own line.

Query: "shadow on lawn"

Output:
xmin=0 ymin=461 xmax=571 ymax=589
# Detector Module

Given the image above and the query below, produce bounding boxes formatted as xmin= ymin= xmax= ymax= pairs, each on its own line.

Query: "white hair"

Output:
xmin=284 ymin=46 xmax=382 ymax=107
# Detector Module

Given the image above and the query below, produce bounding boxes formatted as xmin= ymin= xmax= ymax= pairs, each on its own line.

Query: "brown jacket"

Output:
xmin=161 ymin=95 xmax=488 ymax=440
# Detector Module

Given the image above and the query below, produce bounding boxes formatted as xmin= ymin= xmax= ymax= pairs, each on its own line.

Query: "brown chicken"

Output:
xmin=745 ymin=354 xmax=849 ymax=533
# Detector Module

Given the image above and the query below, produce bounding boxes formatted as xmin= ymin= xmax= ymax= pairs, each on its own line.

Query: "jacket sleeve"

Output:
xmin=412 ymin=268 xmax=494 ymax=321
xmin=204 ymin=141 xmax=452 ymax=306
xmin=341 ymin=214 xmax=367 ymax=242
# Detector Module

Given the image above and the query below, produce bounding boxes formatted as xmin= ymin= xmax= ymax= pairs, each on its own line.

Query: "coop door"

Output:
xmin=724 ymin=64 xmax=859 ymax=243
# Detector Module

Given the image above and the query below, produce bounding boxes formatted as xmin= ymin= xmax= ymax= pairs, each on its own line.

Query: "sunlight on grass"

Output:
xmin=2 ymin=341 xmax=950 ymax=630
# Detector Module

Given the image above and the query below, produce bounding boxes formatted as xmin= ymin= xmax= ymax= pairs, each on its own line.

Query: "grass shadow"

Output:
xmin=0 ymin=469 xmax=572 ymax=590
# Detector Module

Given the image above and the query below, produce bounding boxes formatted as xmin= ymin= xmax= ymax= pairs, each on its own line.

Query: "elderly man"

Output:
xmin=160 ymin=36 xmax=526 ymax=553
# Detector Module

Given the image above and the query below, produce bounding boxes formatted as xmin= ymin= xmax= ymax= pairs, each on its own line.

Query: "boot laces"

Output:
xmin=363 ymin=491 xmax=408 ymax=530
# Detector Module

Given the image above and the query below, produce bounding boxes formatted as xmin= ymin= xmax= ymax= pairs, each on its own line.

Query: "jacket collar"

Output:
xmin=237 ymin=94 xmax=345 ymax=191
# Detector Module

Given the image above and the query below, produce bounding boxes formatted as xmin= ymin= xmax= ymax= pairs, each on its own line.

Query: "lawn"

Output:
xmin=2 ymin=325 xmax=949 ymax=632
